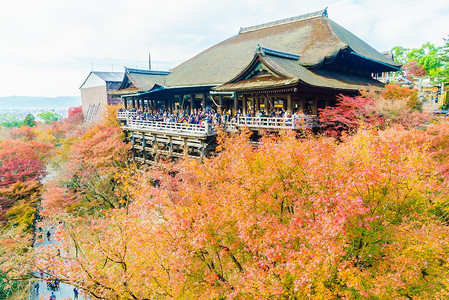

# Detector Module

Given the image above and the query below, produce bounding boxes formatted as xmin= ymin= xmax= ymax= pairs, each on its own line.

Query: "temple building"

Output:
xmin=115 ymin=8 xmax=400 ymax=116
xmin=113 ymin=8 xmax=402 ymax=162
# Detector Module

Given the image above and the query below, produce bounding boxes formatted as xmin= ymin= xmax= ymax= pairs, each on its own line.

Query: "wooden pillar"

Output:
xmin=264 ymin=96 xmax=268 ymax=114
xmin=200 ymin=141 xmax=205 ymax=158
xmin=169 ymin=136 xmax=173 ymax=159
xmin=153 ymin=134 xmax=158 ymax=161
xmin=183 ymin=138 xmax=188 ymax=156
xmin=131 ymin=132 xmax=136 ymax=159
xmin=287 ymin=94 xmax=292 ymax=114
xmin=124 ymin=98 xmax=128 ymax=109
xmin=218 ymin=95 xmax=223 ymax=114
xmin=255 ymin=98 xmax=259 ymax=113
xmin=189 ymin=94 xmax=193 ymax=114
xmin=269 ymin=97 xmax=274 ymax=114
xmin=201 ymin=93 xmax=206 ymax=111
xmin=142 ymin=133 xmax=147 ymax=162
xmin=242 ymin=95 xmax=247 ymax=115
xmin=233 ymin=94 xmax=238 ymax=115
xmin=132 ymin=97 xmax=136 ymax=109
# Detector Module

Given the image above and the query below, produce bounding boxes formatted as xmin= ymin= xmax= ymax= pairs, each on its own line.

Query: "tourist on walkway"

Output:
xmin=50 ymin=291 xmax=56 ymax=299
xmin=46 ymin=231 xmax=51 ymax=241
xmin=34 ymin=282 xmax=39 ymax=295
xmin=74 ymin=287 xmax=79 ymax=299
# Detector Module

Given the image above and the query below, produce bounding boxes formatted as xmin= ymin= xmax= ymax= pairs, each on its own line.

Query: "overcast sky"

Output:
xmin=0 ymin=0 xmax=448 ymax=97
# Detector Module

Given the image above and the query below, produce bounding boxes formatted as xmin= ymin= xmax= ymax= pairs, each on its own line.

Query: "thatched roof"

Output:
xmin=164 ymin=9 xmax=400 ymax=88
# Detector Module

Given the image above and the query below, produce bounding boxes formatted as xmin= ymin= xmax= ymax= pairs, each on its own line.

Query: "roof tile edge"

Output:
xmin=256 ymin=45 xmax=301 ymax=60
xmin=239 ymin=8 xmax=328 ymax=34
xmin=125 ymin=67 xmax=171 ymax=75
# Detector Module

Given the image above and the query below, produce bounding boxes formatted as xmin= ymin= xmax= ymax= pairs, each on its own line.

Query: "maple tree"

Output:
xmin=319 ymin=84 xmax=429 ymax=136
xmin=0 ymin=140 xmax=46 ymax=188
xmin=29 ymin=125 xmax=449 ymax=299
xmin=1 ymin=101 xmax=449 ymax=299
xmin=403 ymin=60 xmax=427 ymax=80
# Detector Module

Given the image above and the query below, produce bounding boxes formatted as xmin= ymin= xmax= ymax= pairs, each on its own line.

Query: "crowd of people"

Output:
xmin=46 ymin=278 xmax=60 ymax=291
xmin=120 ymin=107 xmax=307 ymax=126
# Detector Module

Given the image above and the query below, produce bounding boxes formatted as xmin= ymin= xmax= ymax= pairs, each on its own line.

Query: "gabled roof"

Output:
xmin=79 ymin=71 xmax=124 ymax=89
xmin=93 ymin=71 xmax=124 ymax=82
xmin=111 ymin=68 xmax=170 ymax=95
xmin=165 ymin=9 xmax=400 ymax=88
xmin=214 ymin=46 xmax=384 ymax=92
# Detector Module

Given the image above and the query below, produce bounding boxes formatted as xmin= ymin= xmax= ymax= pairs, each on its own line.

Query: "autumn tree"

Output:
xmin=31 ymin=126 xmax=449 ymax=299
xmin=319 ymin=85 xmax=429 ymax=136
xmin=403 ymin=60 xmax=427 ymax=80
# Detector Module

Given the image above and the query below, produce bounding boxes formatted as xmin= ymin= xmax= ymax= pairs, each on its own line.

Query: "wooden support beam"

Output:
xmin=142 ymin=133 xmax=147 ymax=161
xmin=264 ymin=96 xmax=268 ymax=114
xmin=242 ymin=95 xmax=247 ymax=115
xmin=218 ymin=95 xmax=223 ymax=114
xmin=233 ymin=94 xmax=238 ymax=115
xmin=131 ymin=132 xmax=136 ymax=159
xmin=183 ymin=138 xmax=188 ymax=156
xmin=200 ymin=141 xmax=205 ymax=157
xmin=169 ymin=136 xmax=173 ymax=159
xmin=189 ymin=94 xmax=193 ymax=114
xmin=287 ymin=94 xmax=292 ymax=114
xmin=153 ymin=134 xmax=158 ymax=162
xmin=201 ymin=93 xmax=206 ymax=110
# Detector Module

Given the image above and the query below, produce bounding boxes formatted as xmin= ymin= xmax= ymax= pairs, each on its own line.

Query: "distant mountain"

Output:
xmin=0 ymin=96 xmax=81 ymax=109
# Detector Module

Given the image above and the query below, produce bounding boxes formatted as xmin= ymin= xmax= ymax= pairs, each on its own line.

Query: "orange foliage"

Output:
xmin=34 ymin=128 xmax=449 ymax=299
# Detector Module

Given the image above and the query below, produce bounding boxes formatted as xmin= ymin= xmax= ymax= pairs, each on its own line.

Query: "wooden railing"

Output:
xmin=232 ymin=116 xmax=319 ymax=129
xmin=118 ymin=112 xmax=319 ymax=135
xmin=126 ymin=119 xmax=214 ymax=135
xmin=117 ymin=111 xmax=137 ymax=119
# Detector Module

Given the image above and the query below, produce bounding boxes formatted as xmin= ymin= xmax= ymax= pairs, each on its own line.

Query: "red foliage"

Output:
xmin=0 ymin=140 xmax=46 ymax=187
xmin=318 ymin=95 xmax=383 ymax=136
xmin=10 ymin=126 xmax=37 ymax=141
xmin=70 ymin=124 xmax=129 ymax=175
xmin=403 ymin=60 xmax=427 ymax=80
xmin=67 ymin=106 xmax=83 ymax=125
xmin=41 ymin=182 xmax=77 ymax=214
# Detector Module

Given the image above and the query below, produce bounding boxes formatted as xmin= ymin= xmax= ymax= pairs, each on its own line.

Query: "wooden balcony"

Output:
xmin=118 ymin=112 xmax=320 ymax=163
xmin=118 ymin=112 xmax=319 ymax=135
xmin=124 ymin=119 xmax=216 ymax=137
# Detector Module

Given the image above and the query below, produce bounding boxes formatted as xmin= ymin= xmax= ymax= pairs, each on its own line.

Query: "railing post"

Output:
xmin=205 ymin=122 xmax=210 ymax=133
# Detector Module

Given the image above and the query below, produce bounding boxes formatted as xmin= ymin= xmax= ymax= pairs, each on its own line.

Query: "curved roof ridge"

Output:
xmin=256 ymin=45 xmax=301 ymax=60
xmin=239 ymin=8 xmax=328 ymax=34
xmin=325 ymin=18 xmax=401 ymax=69
xmin=125 ymin=67 xmax=170 ymax=75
